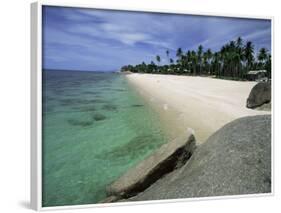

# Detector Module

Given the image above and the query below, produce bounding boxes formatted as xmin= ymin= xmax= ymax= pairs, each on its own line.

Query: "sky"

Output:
xmin=43 ymin=6 xmax=271 ymax=71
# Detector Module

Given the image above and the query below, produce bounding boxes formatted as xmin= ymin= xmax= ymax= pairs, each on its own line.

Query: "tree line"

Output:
xmin=121 ymin=37 xmax=271 ymax=80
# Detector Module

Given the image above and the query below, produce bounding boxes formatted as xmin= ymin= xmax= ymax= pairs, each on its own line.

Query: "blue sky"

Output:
xmin=43 ymin=6 xmax=271 ymax=71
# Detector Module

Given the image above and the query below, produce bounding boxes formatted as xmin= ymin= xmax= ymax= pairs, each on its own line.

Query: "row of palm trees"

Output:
xmin=121 ymin=37 xmax=271 ymax=80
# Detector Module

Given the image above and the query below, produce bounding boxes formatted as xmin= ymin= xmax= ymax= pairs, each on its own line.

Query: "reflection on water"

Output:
xmin=42 ymin=70 xmax=168 ymax=207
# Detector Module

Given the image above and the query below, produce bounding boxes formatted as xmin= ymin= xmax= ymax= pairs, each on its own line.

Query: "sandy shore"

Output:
xmin=126 ymin=73 xmax=270 ymax=144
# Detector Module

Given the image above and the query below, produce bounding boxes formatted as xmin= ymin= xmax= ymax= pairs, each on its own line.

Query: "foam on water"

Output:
xmin=42 ymin=70 xmax=168 ymax=207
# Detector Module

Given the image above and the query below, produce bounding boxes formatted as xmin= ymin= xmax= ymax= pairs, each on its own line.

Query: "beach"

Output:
xmin=126 ymin=73 xmax=270 ymax=144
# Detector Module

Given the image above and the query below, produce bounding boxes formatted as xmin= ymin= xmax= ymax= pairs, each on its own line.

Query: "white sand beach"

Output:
xmin=126 ymin=73 xmax=270 ymax=144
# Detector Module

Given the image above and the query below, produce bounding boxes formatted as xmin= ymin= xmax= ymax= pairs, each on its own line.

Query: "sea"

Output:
xmin=42 ymin=70 xmax=169 ymax=207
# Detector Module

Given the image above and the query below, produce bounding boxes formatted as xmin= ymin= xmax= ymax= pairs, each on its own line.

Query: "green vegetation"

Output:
xmin=121 ymin=37 xmax=271 ymax=80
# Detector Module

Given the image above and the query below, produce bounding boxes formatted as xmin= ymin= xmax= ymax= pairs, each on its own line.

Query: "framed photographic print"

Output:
xmin=31 ymin=1 xmax=273 ymax=210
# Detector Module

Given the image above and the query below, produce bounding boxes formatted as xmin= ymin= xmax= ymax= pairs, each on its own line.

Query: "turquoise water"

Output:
xmin=42 ymin=70 xmax=168 ymax=207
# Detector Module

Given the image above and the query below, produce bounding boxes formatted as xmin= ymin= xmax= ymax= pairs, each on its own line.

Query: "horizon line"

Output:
xmin=43 ymin=68 xmax=120 ymax=72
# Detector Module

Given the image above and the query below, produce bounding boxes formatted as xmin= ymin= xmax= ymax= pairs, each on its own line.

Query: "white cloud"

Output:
xmin=243 ymin=28 xmax=271 ymax=41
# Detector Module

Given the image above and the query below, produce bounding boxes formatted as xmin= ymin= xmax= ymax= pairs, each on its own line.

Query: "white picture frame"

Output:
xmin=31 ymin=1 xmax=274 ymax=210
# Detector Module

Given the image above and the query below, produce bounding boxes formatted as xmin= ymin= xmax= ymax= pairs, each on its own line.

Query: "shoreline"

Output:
xmin=126 ymin=75 xmax=188 ymax=142
xmin=126 ymin=73 xmax=270 ymax=144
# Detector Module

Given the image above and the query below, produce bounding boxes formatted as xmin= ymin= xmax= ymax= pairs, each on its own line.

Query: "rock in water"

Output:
xmin=106 ymin=132 xmax=196 ymax=200
xmin=247 ymin=82 xmax=271 ymax=108
xmin=127 ymin=115 xmax=271 ymax=201
xmin=99 ymin=195 xmax=119 ymax=203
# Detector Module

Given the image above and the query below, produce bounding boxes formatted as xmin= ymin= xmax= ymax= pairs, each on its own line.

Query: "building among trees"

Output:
xmin=246 ymin=70 xmax=267 ymax=81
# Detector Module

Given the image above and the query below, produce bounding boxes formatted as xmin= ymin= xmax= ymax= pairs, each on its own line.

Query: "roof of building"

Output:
xmin=247 ymin=70 xmax=267 ymax=75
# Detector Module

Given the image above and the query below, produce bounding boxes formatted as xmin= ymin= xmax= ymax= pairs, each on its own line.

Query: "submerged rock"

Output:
xmin=95 ymin=134 xmax=164 ymax=165
xmin=67 ymin=119 xmax=93 ymax=127
xmin=92 ymin=113 xmax=107 ymax=121
xmin=247 ymin=82 xmax=271 ymax=109
xmin=74 ymin=105 xmax=97 ymax=112
xmin=102 ymin=104 xmax=118 ymax=111
xmin=127 ymin=115 xmax=271 ymax=202
xmin=131 ymin=104 xmax=144 ymax=108
xmin=105 ymin=132 xmax=196 ymax=200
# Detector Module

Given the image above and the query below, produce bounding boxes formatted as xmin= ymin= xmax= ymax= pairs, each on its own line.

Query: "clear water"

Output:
xmin=42 ymin=70 xmax=168 ymax=207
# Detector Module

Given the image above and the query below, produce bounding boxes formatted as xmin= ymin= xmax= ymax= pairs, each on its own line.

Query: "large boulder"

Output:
xmin=247 ymin=82 xmax=271 ymax=109
xmin=105 ymin=132 xmax=196 ymax=201
xmin=127 ymin=115 xmax=271 ymax=202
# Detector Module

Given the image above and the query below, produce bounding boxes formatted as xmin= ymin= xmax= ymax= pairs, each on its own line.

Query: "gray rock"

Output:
xmin=106 ymin=132 xmax=196 ymax=200
xmin=127 ymin=115 xmax=271 ymax=202
xmin=99 ymin=195 xmax=120 ymax=203
xmin=255 ymin=102 xmax=271 ymax=111
xmin=247 ymin=82 xmax=271 ymax=108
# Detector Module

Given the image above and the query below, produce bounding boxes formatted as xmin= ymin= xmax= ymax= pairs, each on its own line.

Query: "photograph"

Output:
xmin=41 ymin=5 xmax=272 ymax=208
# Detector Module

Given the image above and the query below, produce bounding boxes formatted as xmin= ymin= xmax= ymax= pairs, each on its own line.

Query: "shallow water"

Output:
xmin=42 ymin=70 xmax=168 ymax=207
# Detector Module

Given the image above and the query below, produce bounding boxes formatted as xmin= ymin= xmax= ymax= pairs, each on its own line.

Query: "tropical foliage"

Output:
xmin=121 ymin=37 xmax=271 ymax=80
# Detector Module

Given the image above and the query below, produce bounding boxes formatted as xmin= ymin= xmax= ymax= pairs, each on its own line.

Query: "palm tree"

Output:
xmin=150 ymin=61 xmax=156 ymax=73
xmin=220 ymin=45 xmax=227 ymax=74
xmin=166 ymin=50 xmax=170 ymax=64
xmin=236 ymin=37 xmax=244 ymax=77
xmin=170 ymin=58 xmax=174 ymax=64
xmin=190 ymin=50 xmax=197 ymax=75
xmin=175 ymin=48 xmax=183 ymax=73
xmin=197 ymin=45 xmax=203 ymax=75
xmin=186 ymin=50 xmax=192 ymax=71
xmin=176 ymin=48 xmax=183 ymax=65
xmin=203 ymin=52 xmax=208 ymax=74
xmin=206 ymin=48 xmax=212 ymax=74
xmin=228 ymin=40 xmax=237 ymax=76
xmin=244 ymin=41 xmax=254 ymax=72
xmin=212 ymin=52 xmax=220 ymax=77
xmin=181 ymin=54 xmax=188 ymax=71
xmin=176 ymin=48 xmax=182 ymax=59
xmin=236 ymin=37 xmax=243 ymax=49
xmin=265 ymin=53 xmax=271 ymax=78
xmin=156 ymin=55 xmax=161 ymax=65
xmin=233 ymin=52 xmax=241 ymax=78
xmin=258 ymin=48 xmax=268 ymax=68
